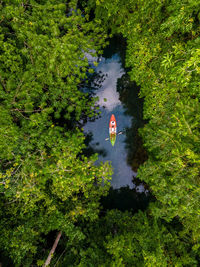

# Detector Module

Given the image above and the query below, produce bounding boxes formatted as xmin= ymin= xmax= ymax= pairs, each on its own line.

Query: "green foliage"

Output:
xmin=1 ymin=0 xmax=200 ymax=265
xmin=0 ymin=0 xmax=111 ymax=265
xmin=88 ymin=0 xmax=200 ymax=259
xmin=59 ymin=210 xmax=197 ymax=266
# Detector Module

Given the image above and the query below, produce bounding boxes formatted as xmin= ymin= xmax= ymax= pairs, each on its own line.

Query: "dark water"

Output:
xmin=84 ymin=38 xmax=148 ymax=193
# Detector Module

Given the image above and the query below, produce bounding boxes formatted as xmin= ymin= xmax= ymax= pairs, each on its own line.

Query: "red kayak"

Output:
xmin=109 ymin=114 xmax=117 ymax=146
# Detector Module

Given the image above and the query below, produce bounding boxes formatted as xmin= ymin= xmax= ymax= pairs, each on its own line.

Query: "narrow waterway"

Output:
xmin=84 ymin=38 xmax=147 ymax=192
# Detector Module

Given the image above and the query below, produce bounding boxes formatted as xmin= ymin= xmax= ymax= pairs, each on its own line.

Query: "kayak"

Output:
xmin=109 ymin=114 xmax=117 ymax=146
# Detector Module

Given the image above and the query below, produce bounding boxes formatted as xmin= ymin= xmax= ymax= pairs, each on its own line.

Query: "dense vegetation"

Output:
xmin=0 ymin=1 xmax=111 ymax=265
xmin=0 ymin=0 xmax=200 ymax=266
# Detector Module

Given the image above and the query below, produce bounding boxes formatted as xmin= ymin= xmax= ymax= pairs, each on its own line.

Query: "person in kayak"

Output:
xmin=111 ymin=121 xmax=116 ymax=133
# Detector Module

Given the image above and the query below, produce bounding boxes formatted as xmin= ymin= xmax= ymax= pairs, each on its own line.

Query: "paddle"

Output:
xmin=105 ymin=129 xmax=125 ymax=141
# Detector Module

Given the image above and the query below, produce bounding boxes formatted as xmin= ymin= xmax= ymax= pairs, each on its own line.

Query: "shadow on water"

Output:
xmin=103 ymin=36 xmax=149 ymax=178
xmin=83 ymin=34 xmax=152 ymax=203
xmin=116 ymin=73 xmax=148 ymax=172
xmin=100 ymin=186 xmax=153 ymax=214
xmin=103 ymin=35 xmax=127 ymax=68
xmin=117 ymin=73 xmax=143 ymax=124
xmin=83 ymin=131 xmax=108 ymax=158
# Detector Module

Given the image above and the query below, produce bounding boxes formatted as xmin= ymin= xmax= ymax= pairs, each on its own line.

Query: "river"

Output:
xmin=84 ymin=37 xmax=147 ymax=193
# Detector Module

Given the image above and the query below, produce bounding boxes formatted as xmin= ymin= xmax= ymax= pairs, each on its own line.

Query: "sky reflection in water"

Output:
xmin=84 ymin=54 xmax=144 ymax=191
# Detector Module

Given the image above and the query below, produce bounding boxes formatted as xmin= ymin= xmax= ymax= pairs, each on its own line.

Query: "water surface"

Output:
xmin=84 ymin=42 xmax=145 ymax=191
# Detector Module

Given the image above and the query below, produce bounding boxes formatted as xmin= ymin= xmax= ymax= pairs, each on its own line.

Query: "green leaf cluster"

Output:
xmin=1 ymin=0 xmax=200 ymax=265
xmin=0 ymin=0 xmax=111 ymax=265
xmin=59 ymin=210 xmax=197 ymax=266
xmin=87 ymin=0 xmax=200 ymax=261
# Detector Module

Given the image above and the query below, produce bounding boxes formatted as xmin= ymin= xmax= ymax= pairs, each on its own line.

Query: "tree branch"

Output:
xmin=43 ymin=231 xmax=62 ymax=267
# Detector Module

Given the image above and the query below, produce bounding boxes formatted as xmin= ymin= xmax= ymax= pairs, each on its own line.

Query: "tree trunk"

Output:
xmin=43 ymin=231 xmax=62 ymax=267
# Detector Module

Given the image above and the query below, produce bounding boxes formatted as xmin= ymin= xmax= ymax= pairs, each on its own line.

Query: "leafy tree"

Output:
xmin=0 ymin=0 xmax=111 ymax=265
xmin=58 ymin=210 xmax=197 ymax=266
xmin=1 ymin=0 xmax=200 ymax=265
xmin=88 ymin=0 xmax=200 ymax=244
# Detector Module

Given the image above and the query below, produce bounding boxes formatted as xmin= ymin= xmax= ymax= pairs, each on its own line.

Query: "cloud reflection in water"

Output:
xmin=96 ymin=56 xmax=124 ymax=112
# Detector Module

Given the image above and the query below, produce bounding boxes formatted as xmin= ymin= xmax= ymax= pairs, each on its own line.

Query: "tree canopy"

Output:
xmin=88 ymin=0 xmax=200 ymax=242
xmin=0 ymin=0 xmax=111 ymax=265
xmin=0 ymin=0 xmax=200 ymax=266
